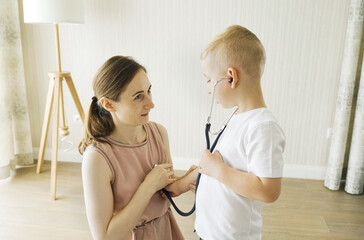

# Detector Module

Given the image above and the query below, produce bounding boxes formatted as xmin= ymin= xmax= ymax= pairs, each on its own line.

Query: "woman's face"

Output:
xmin=111 ymin=70 xmax=155 ymax=126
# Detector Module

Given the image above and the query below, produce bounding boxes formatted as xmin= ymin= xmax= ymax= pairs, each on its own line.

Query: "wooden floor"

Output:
xmin=0 ymin=161 xmax=363 ymax=240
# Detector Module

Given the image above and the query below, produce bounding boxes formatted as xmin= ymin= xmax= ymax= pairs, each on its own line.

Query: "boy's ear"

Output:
xmin=227 ymin=67 xmax=239 ymax=89
xmin=100 ymin=97 xmax=116 ymax=112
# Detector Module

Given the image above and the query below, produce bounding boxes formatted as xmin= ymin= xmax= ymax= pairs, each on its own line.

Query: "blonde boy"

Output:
xmin=195 ymin=25 xmax=286 ymax=240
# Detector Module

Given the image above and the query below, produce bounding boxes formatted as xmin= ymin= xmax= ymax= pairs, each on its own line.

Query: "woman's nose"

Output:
xmin=145 ymin=94 xmax=155 ymax=109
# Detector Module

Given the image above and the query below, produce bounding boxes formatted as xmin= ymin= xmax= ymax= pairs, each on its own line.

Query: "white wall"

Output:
xmin=19 ymin=0 xmax=349 ymax=179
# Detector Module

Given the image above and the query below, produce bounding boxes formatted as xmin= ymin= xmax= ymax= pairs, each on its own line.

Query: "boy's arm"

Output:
xmin=165 ymin=167 xmax=199 ymax=196
xmin=199 ymin=150 xmax=281 ymax=203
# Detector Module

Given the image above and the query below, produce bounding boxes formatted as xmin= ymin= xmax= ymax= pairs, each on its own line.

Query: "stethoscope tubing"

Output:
xmin=161 ymin=78 xmax=236 ymax=216
xmin=161 ymin=123 xmax=227 ymax=217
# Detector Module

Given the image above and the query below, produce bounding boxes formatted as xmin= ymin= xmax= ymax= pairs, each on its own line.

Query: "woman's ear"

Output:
xmin=100 ymin=97 xmax=116 ymax=112
xmin=227 ymin=67 xmax=239 ymax=89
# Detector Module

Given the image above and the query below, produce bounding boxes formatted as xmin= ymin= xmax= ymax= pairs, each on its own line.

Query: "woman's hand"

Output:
xmin=144 ymin=163 xmax=177 ymax=193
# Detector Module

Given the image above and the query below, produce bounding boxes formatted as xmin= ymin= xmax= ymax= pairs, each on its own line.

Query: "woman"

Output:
xmin=79 ymin=56 xmax=192 ymax=240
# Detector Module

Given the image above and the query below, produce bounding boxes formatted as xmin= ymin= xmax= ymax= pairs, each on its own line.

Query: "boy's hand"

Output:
xmin=199 ymin=150 xmax=224 ymax=178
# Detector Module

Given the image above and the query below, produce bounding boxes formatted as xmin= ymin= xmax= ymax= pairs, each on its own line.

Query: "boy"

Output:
xmin=195 ymin=25 xmax=286 ymax=240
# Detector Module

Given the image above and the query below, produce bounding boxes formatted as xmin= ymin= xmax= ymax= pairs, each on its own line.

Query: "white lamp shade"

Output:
xmin=23 ymin=0 xmax=84 ymax=24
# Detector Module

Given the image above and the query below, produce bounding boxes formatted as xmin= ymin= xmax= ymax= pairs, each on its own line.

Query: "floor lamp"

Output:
xmin=23 ymin=0 xmax=85 ymax=200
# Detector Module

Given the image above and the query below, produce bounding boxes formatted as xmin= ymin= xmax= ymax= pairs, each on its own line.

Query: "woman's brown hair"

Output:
xmin=78 ymin=55 xmax=146 ymax=154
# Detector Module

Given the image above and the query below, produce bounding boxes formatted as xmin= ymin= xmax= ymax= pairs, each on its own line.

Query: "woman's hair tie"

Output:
xmin=92 ymin=96 xmax=98 ymax=102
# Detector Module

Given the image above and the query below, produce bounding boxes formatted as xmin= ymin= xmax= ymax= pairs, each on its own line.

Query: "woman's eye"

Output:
xmin=135 ymin=94 xmax=143 ymax=100
xmin=207 ymin=79 xmax=211 ymax=84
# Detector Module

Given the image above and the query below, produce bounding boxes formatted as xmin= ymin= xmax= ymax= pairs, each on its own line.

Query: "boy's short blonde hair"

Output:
xmin=201 ymin=25 xmax=266 ymax=79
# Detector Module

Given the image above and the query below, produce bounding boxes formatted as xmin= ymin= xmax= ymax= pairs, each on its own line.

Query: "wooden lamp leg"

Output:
xmin=65 ymin=76 xmax=85 ymax=122
xmin=50 ymin=76 xmax=61 ymax=200
xmin=36 ymin=77 xmax=55 ymax=174
xmin=59 ymin=81 xmax=69 ymax=136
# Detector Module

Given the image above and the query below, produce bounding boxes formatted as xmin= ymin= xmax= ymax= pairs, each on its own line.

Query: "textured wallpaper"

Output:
xmin=19 ymin=0 xmax=350 ymax=171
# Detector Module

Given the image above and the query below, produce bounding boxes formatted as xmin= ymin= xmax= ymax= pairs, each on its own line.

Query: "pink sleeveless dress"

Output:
xmin=85 ymin=121 xmax=184 ymax=240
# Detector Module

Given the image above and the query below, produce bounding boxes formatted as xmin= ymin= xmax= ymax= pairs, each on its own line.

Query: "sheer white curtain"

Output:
xmin=0 ymin=0 xmax=33 ymax=180
xmin=325 ymin=0 xmax=364 ymax=194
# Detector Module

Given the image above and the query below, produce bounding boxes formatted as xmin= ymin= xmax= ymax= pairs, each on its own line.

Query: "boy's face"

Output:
xmin=201 ymin=56 xmax=236 ymax=108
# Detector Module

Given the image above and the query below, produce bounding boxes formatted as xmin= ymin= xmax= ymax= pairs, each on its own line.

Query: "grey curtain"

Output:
xmin=325 ymin=0 xmax=364 ymax=194
xmin=0 ymin=0 xmax=34 ymax=180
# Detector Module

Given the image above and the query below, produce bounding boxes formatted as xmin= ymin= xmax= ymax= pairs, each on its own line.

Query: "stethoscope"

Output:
xmin=160 ymin=77 xmax=238 ymax=216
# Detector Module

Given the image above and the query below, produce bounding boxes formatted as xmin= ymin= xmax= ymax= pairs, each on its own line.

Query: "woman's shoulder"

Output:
xmin=83 ymin=140 xmax=113 ymax=169
xmin=82 ymin=144 xmax=114 ymax=183
xmin=148 ymin=121 xmax=167 ymax=135
xmin=83 ymin=142 xmax=109 ymax=166
xmin=82 ymin=147 xmax=110 ymax=172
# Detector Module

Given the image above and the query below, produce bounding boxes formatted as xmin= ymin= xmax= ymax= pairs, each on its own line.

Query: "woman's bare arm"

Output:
xmin=82 ymin=150 xmax=175 ymax=240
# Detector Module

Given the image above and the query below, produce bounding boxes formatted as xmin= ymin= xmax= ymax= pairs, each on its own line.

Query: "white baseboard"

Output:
xmin=282 ymin=164 xmax=326 ymax=180
xmin=33 ymin=148 xmax=326 ymax=180
xmin=33 ymin=147 xmax=83 ymax=163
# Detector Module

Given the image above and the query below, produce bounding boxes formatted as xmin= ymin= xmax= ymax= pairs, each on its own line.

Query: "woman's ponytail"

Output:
xmin=78 ymin=96 xmax=114 ymax=154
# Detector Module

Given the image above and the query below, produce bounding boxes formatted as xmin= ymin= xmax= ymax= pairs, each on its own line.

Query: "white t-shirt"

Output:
xmin=195 ymin=108 xmax=285 ymax=240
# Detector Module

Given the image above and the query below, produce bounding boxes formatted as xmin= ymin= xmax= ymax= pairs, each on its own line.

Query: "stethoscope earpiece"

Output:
xmin=229 ymin=78 xmax=233 ymax=83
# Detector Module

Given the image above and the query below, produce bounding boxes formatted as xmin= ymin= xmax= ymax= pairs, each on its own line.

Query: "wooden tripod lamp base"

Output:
xmin=23 ymin=0 xmax=85 ymax=200
xmin=36 ymin=71 xmax=84 ymax=200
